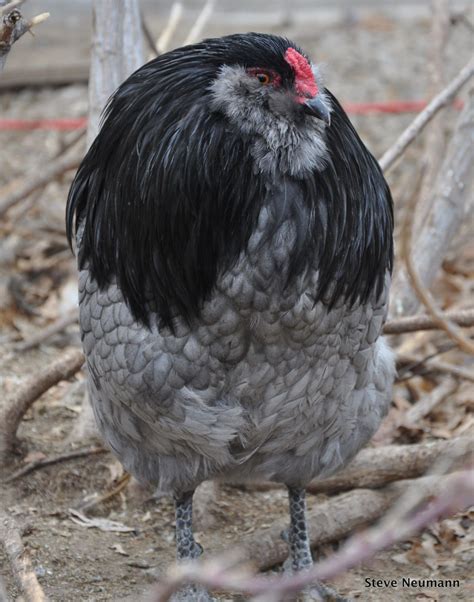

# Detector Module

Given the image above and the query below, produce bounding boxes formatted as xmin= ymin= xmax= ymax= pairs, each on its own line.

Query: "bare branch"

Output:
xmin=236 ymin=437 xmax=471 ymax=495
xmin=404 ymin=377 xmax=458 ymax=423
xmin=413 ymin=0 xmax=450 ymax=234
xmin=183 ymin=0 xmax=215 ymax=46
xmin=397 ymin=353 xmax=474 ymax=382
xmin=156 ymin=2 xmax=183 ymax=54
xmin=307 ymin=435 xmax=470 ymax=495
xmin=0 ymin=154 xmax=80 ymax=219
xmin=0 ymin=509 xmax=47 ymax=602
xmin=0 ymin=1 xmax=49 ymax=71
xmin=141 ymin=10 xmax=159 ymax=57
xmin=378 ymin=58 xmax=474 ymax=171
xmin=5 ymin=446 xmax=106 ymax=482
xmin=0 ymin=349 xmax=84 ymax=461
xmin=12 ymin=309 xmax=78 ymax=352
xmin=384 ymin=307 xmax=474 ymax=334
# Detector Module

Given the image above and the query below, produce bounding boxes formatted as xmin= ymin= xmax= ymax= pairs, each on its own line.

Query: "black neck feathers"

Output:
xmin=66 ymin=35 xmax=393 ymax=330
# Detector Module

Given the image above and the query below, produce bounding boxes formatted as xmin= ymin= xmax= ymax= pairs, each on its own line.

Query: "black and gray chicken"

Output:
xmin=66 ymin=32 xmax=395 ymax=600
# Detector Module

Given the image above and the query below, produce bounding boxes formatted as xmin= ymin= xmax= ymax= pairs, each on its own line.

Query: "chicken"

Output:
xmin=66 ymin=33 xmax=395 ymax=599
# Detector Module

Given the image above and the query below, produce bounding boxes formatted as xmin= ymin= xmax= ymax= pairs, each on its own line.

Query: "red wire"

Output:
xmin=0 ymin=99 xmax=463 ymax=131
xmin=0 ymin=117 xmax=87 ymax=131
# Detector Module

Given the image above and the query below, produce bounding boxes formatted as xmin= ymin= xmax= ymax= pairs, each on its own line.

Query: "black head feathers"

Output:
xmin=66 ymin=32 xmax=393 ymax=330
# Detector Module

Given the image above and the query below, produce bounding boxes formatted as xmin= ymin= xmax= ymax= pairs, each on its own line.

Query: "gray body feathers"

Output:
xmin=71 ymin=34 xmax=395 ymax=497
xmin=79 ymin=205 xmax=394 ymax=494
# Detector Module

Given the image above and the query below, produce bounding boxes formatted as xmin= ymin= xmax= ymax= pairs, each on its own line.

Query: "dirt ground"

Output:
xmin=0 ymin=5 xmax=473 ymax=602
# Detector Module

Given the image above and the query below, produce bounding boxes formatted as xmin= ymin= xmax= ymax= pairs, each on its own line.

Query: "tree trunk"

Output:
xmin=88 ymin=0 xmax=144 ymax=144
xmin=390 ymin=90 xmax=474 ymax=317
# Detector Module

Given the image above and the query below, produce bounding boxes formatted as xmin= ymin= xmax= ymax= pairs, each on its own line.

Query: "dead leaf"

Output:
xmin=106 ymin=459 xmax=125 ymax=484
xmin=23 ymin=451 xmax=46 ymax=463
xmin=391 ymin=552 xmax=410 ymax=565
xmin=111 ymin=543 xmax=129 ymax=556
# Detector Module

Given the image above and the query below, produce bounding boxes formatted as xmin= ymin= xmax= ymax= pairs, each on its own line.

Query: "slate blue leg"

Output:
xmin=171 ymin=491 xmax=213 ymax=601
xmin=175 ymin=491 xmax=203 ymax=560
xmin=287 ymin=487 xmax=350 ymax=602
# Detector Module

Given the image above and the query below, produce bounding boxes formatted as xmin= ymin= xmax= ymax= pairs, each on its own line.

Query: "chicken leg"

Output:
xmin=172 ymin=491 xmax=214 ymax=601
xmin=286 ymin=487 xmax=349 ymax=602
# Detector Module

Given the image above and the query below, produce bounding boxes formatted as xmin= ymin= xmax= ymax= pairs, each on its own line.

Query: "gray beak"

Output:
xmin=303 ymin=96 xmax=331 ymax=125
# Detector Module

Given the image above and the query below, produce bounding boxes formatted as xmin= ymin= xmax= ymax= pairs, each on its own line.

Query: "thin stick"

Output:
xmin=413 ymin=0 xmax=450 ymax=233
xmin=156 ymin=2 xmax=183 ymax=54
xmin=78 ymin=472 xmax=131 ymax=511
xmin=13 ymin=309 xmax=78 ymax=352
xmin=397 ymin=352 xmax=474 ymax=382
xmin=0 ymin=155 xmax=80 ymax=219
xmin=378 ymin=58 xmax=474 ymax=171
xmin=141 ymin=10 xmax=159 ymax=56
xmin=0 ymin=349 xmax=84 ymax=461
xmin=384 ymin=307 xmax=474 ymax=334
xmin=404 ymin=378 xmax=458 ymax=423
xmin=183 ymin=0 xmax=214 ymax=46
xmin=5 ymin=446 xmax=106 ymax=482
xmin=0 ymin=510 xmax=47 ymax=602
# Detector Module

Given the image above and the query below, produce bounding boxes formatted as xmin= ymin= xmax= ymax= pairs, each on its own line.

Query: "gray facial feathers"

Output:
xmin=209 ymin=64 xmax=331 ymax=178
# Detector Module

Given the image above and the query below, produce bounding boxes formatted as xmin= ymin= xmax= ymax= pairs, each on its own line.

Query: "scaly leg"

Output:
xmin=172 ymin=491 xmax=213 ymax=601
xmin=286 ymin=487 xmax=350 ymax=602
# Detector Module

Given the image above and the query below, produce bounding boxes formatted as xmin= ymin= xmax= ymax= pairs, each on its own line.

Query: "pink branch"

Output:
xmin=151 ymin=470 xmax=473 ymax=601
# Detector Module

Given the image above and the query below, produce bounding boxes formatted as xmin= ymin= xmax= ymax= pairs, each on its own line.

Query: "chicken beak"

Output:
xmin=303 ymin=96 xmax=331 ymax=125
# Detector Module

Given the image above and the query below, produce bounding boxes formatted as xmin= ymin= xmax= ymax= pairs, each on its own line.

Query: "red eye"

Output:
xmin=255 ymin=72 xmax=271 ymax=84
xmin=246 ymin=68 xmax=280 ymax=86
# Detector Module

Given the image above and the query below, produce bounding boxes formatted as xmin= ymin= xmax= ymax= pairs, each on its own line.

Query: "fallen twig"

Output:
xmin=384 ymin=307 xmax=474 ymax=334
xmin=0 ymin=154 xmax=80 ymax=219
xmin=234 ymin=436 xmax=471 ymax=496
xmin=307 ymin=435 xmax=470 ymax=495
xmin=0 ymin=349 xmax=84 ymax=461
xmin=0 ymin=509 xmax=47 ymax=602
xmin=78 ymin=472 xmax=131 ymax=512
xmin=13 ymin=309 xmax=78 ymax=352
xmin=4 ymin=445 xmax=106 ymax=482
xmin=397 ymin=352 xmax=474 ymax=382
xmin=378 ymin=58 xmax=474 ymax=171
xmin=403 ymin=377 xmax=458 ymax=423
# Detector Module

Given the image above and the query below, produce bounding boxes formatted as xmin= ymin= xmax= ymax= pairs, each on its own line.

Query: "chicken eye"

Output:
xmin=256 ymin=73 xmax=271 ymax=84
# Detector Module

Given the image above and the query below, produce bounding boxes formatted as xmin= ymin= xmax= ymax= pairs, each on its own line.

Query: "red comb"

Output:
xmin=284 ymin=47 xmax=318 ymax=98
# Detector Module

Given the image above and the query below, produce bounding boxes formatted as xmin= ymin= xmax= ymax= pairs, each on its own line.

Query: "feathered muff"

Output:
xmin=67 ymin=33 xmax=393 ymax=331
